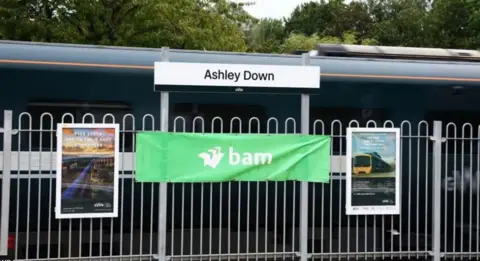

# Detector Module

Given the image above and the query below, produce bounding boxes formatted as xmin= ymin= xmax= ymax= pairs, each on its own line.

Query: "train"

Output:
xmin=352 ymin=152 xmax=394 ymax=175
xmin=1 ymin=40 xmax=480 ymax=259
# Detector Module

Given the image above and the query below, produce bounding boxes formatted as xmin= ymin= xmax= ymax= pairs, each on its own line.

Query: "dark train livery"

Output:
xmin=1 ymin=41 xmax=480 ymax=259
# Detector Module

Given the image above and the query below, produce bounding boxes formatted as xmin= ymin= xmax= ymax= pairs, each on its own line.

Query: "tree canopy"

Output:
xmin=1 ymin=0 xmax=479 ymax=52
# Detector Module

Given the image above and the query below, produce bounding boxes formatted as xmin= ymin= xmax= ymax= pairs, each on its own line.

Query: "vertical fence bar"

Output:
xmin=431 ymin=121 xmax=443 ymax=261
xmin=299 ymin=53 xmax=311 ymax=261
xmin=0 ymin=110 xmax=13 ymax=256
xmin=156 ymin=47 xmax=170 ymax=261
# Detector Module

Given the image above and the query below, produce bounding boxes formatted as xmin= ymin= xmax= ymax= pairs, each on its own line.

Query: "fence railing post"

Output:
xmin=430 ymin=120 xmax=444 ymax=261
xmin=0 ymin=110 xmax=13 ymax=256
xmin=299 ymin=53 xmax=312 ymax=261
xmin=155 ymin=47 xmax=170 ymax=261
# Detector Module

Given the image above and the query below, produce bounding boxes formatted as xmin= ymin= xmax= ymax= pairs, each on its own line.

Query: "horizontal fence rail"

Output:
xmin=0 ymin=112 xmax=478 ymax=260
xmin=0 ymin=154 xmax=345 ymax=175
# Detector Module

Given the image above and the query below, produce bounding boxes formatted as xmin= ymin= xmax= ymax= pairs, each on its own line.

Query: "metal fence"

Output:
xmin=0 ymin=110 xmax=479 ymax=260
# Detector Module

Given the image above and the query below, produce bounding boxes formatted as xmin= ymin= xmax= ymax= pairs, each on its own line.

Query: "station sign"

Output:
xmin=154 ymin=62 xmax=320 ymax=93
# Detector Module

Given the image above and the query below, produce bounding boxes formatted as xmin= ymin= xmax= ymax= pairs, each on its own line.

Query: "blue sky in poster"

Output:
xmin=352 ymin=132 xmax=396 ymax=163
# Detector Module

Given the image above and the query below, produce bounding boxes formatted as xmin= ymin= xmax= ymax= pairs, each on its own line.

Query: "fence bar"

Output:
xmin=299 ymin=53 xmax=311 ymax=261
xmin=156 ymin=47 xmax=170 ymax=261
xmin=431 ymin=121 xmax=443 ymax=261
xmin=0 ymin=110 xmax=13 ymax=256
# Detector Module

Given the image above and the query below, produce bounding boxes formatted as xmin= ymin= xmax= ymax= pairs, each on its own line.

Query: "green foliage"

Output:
xmin=284 ymin=0 xmax=480 ymax=50
xmin=281 ymin=31 xmax=377 ymax=53
xmin=1 ymin=0 xmax=480 ymax=52
xmin=245 ymin=18 xmax=286 ymax=53
xmin=366 ymin=0 xmax=432 ymax=47
xmin=281 ymin=33 xmax=320 ymax=53
xmin=0 ymin=0 xmax=250 ymax=51
xmin=428 ymin=0 xmax=480 ymax=49
xmin=284 ymin=0 xmax=374 ymax=45
xmin=0 ymin=0 xmax=74 ymax=42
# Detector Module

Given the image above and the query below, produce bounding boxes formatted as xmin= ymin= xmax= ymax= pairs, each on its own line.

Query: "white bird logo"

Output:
xmin=198 ymin=146 xmax=224 ymax=168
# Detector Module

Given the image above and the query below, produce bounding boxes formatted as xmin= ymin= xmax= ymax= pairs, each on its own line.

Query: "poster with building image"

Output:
xmin=346 ymin=128 xmax=400 ymax=215
xmin=55 ymin=123 xmax=120 ymax=219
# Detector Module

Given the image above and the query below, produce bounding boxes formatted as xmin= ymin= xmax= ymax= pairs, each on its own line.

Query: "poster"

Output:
xmin=346 ymin=128 xmax=400 ymax=215
xmin=55 ymin=123 xmax=119 ymax=219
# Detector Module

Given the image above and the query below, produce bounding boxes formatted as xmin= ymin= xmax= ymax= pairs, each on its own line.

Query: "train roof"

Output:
xmin=1 ymin=40 xmax=480 ymax=85
xmin=313 ymin=43 xmax=480 ymax=62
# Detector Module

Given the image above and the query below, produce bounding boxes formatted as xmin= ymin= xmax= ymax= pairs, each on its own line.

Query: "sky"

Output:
xmin=236 ymin=0 xmax=354 ymax=19
xmin=352 ymin=133 xmax=396 ymax=162
xmin=234 ymin=0 xmax=316 ymax=19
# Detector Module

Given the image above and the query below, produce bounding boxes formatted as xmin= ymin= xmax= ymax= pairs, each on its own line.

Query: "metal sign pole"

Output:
xmin=155 ymin=47 xmax=170 ymax=261
xmin=0 ymin=110 xmax=13 ymax=256
xmin=299 ymin=53 xmax=311 ymax=261
xmin=430 ymin=121 xmax=444 ymax=261
xmin=152 ymin=50 xmax=319 ymax=261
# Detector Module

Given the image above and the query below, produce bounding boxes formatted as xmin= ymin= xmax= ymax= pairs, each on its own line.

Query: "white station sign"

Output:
xmin=154 ymin=62 xmax=320 ymax=89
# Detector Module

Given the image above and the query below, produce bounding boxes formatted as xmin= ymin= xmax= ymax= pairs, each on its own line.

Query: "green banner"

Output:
xmin=135 ymin=133 xmax=331 ymax=183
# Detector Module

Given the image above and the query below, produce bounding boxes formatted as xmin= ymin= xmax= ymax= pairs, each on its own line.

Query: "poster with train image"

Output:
xmin=346 ymin=127 xmax=401 ymax=215
xmin=55 ymin=123 xmax=120 ymax=219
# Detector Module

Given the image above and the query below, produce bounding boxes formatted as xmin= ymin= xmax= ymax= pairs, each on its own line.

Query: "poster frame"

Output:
xmin=346 ymin=127 xmax=401 ymax=215
xmin=55 ymin=123 xmax=120 ymax=219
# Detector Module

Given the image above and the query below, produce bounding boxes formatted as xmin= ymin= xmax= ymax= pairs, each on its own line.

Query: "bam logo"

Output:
xmin=198 ymin=147 xmax=225 ymax=168
xmin=198 ymin=146 xmax=273 ymax=169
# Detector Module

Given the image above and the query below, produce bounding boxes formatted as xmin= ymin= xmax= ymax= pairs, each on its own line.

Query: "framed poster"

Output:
xmin=346 ymin=128 xmax=400 ymax=215
xmin=55 ymin=123 xmax=120 ymax=219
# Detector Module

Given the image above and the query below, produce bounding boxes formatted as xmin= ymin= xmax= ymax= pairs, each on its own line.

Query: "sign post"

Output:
xmin=155 ymin=47 xmax=170 ymax=261
xmin=0 ymin=110 xmax=12 ymax=256
xmin=152 ymin=49 xmax=321 ymax=261
xmin=299 ymin=53 xmax=311 ymax=261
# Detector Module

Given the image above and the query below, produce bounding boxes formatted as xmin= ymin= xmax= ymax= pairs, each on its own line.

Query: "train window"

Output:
xmin=25 ymin=100 xmax=133 ymax=152
xmin=424 ymin=110 xmax=480 ymax=154
xmin=311 ymin=107 xmax=391 ymax=154
xmin=172 ymin=103 xmax=267 ymax=133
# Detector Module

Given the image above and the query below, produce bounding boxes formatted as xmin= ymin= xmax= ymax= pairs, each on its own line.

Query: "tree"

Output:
xmin=245 ymin=18 xmax=286 ymax=53
xmin=3 ymin=0 xmax=480 ymax=52
xmin=0 ymin=0 xmax=34 ymax=40
xmin=367 ymin=0 xmax=433 ymax=47
xmin=281 ymin=33 xmax=319 ymax=54
xmin=1 ymin=0 xmax=252 ymax=51
xmin=428 ymin=0 xmax=480 ymax=49
xmin=207 ymin=0 xmax=256 ymax=27
xmin=285 ymin=1 xmax=329 ymax=36
xmin=0 ymin=0 xmax=75 ymax=42
xmin=281 ymin=31 xmax=377 ymax=54
xmin=284 ymin=0 xmax=374 ymax=45
xmin=58 ymin=0 xmax=252 ymax=51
